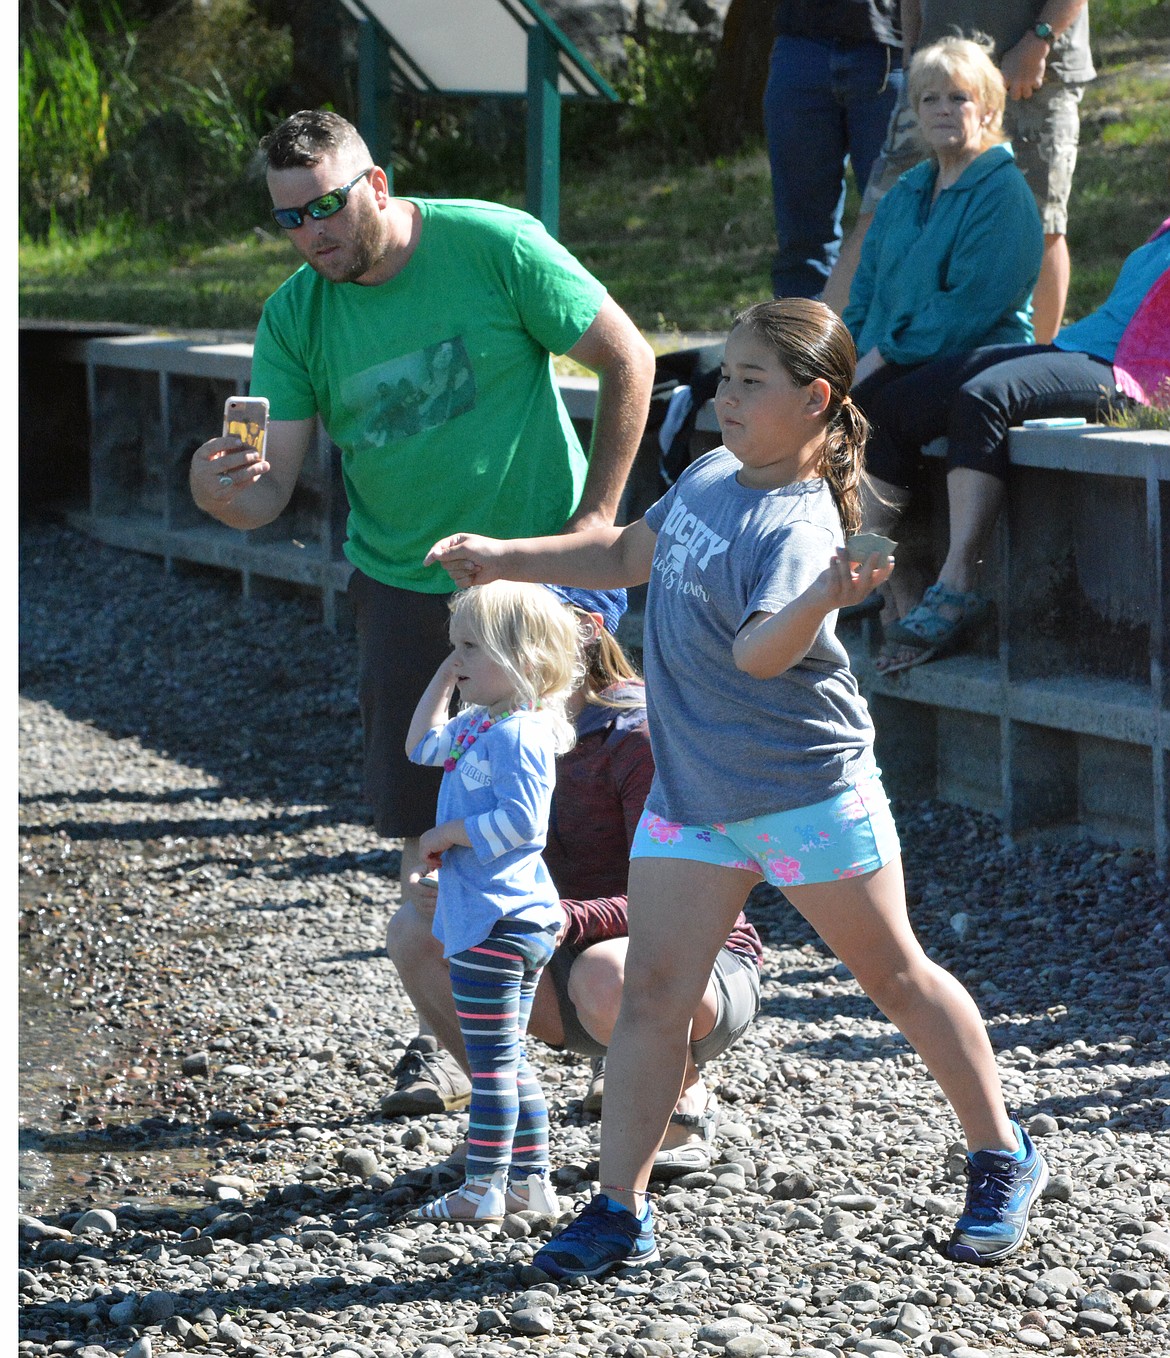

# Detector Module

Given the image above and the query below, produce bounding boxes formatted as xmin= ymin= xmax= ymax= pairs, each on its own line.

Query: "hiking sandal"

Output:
xmin=878 ymin=584 xmax=990 ymax=673
xmin=651 ymin=1094 xmax=720 ymax=1181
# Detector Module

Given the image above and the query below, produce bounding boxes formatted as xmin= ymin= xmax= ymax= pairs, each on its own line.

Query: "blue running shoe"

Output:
xmin=533 ymin=1192 xmax=659 ymax=1279
xmin=946 ymin=1119 xmax=1049 ymax=1264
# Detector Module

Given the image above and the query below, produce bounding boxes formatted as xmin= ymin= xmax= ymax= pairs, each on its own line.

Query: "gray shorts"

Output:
xmin=545 ymin=944 xmax=761 ymax=1064
xmin=860 ymin=81 xmax=1083 ymax=233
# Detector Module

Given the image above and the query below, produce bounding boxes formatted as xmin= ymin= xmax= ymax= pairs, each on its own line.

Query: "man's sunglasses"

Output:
xmin=270 ymin=167 xmax=374 ymax=230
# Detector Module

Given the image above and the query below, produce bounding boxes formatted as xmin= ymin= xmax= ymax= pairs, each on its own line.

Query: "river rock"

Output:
xmin=73 ymin=1209 xmax=117 ymax=1235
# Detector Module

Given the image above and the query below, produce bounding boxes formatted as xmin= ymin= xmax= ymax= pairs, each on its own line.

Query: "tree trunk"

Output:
xmin=700 ymin=0 xmax=775 ymax=154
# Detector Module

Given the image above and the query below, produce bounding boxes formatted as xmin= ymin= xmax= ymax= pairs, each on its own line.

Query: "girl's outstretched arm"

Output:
xmin=425 ymin=520 xmax=657 ymax=592
xmin=734 ymin=548 xmax=894 ymax=679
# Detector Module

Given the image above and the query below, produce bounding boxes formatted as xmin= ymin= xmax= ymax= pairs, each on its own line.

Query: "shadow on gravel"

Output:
xmin=19 ymin=1256 xmax=535 ymax=1340
xmin=18 ymin=1110 xmax=395 ymax=1198
xmin=758 ymin=991 xmax=885 ymax=1024
xmin=18 ymin=810 xmax=343 ymax=843
xmin=20 ymin=519 xmax=371 ymax=814
xmin=20 ymin=787 xmax=228 ymax=806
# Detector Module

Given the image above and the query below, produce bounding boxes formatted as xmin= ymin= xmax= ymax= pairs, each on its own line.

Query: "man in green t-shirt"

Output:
xmin=190 ymin=110 xmax=655 ymax=963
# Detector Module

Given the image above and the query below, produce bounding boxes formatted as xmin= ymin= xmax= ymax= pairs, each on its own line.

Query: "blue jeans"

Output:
xmin=763 ymin=35 xmax=903 ymax=298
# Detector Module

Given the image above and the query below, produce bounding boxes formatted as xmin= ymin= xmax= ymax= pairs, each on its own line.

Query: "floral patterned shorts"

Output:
xmin=631 ymin=775 xmax=900 ymax=887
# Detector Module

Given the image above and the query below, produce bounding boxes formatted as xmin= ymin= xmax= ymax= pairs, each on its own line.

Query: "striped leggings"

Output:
xmin=449 ymin=920 xmax=558 ymax=1181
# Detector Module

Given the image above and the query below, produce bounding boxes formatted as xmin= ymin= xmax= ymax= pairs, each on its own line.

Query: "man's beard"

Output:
xmin=309 ymin=199 xmax=387 ymax=284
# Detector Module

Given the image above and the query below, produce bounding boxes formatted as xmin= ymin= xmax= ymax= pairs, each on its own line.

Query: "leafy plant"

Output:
xmin=18 ymin=1 xmax=123 ymax=234
xmin=1105 ymin=380 xmax=1170 ymax=429
xmin=20 ymin=0 xmax=292 ymax=239
xmin=97 ymin=0 xmax=292 ymax=233
xmin=611 ymin=27 xmax=718 ymax=155
xmin=1090 ymin=0 xmax=1169 ymax=37
xmin=97 ymin=69 xmax=272 ymax=231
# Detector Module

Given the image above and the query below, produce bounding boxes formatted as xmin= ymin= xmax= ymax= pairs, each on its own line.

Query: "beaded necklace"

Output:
xmin=443 ymin=702 xmax=534 ymax=772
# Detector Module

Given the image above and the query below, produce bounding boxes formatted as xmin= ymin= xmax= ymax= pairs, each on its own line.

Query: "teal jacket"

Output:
xmin=844 ymin=144 xmax=1043 ymax=367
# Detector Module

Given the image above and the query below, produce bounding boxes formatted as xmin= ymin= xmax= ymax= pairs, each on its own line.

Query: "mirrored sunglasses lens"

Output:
xmin=307 ymin=191 xmax=345 ymax=220
xmin=272 ymin=207 xmax=303 ymax=229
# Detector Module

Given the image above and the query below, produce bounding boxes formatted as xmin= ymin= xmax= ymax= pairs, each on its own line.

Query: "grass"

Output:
xmin=18 ymin=25 xmax=1170 ymax=337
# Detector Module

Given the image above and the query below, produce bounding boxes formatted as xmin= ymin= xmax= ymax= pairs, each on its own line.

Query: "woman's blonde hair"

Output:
xmin=908 ymin=35 xmax=1007 ymax=153
xmin=448 ymin=581 xmax=583 ymax=753
xmin=730 ymin=298 xmax=871 ymax=537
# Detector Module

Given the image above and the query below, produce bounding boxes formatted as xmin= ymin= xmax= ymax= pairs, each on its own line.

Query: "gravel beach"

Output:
xmin=18 ymin=517 xmax=1170 ymax=1358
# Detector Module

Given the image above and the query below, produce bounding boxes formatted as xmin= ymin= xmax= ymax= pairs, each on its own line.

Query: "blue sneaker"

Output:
xmin=946 ymin=1120 xmax=1049 ymax=1264
xmin=533 ymin=1192 xmax=659 ymax=1279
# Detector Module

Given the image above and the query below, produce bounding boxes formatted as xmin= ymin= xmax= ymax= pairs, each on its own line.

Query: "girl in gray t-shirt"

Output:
xmin=426 ymin=298 xmax=1047 ymax=1279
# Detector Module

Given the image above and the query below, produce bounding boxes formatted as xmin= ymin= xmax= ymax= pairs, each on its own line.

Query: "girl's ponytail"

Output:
xmin=821 ymin=392 xmax=870 ymax=538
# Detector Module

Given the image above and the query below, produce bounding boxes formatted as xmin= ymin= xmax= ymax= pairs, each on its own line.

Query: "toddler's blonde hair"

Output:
xmin=448 ymin=581 xmax=583 ymax=753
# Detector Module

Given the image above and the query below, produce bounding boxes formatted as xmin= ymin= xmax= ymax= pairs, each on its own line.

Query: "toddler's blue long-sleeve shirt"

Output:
xmin=409 ymin=708 xmax=563 ymax=957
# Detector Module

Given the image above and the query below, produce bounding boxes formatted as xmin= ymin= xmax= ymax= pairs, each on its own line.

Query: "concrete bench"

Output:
xmin=41 ymin=327 xmax=1170 ymax=862
xmin=850 ymin=423 xmax=1170 ymax=867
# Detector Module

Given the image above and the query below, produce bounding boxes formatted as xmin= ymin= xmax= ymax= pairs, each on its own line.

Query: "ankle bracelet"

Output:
xmin=601 ymin=1184 xmax=649 ymax=1200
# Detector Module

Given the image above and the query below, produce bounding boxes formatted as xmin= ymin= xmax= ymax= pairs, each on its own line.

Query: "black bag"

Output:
xmin=652 ymin=342 xmax=725 ymax=487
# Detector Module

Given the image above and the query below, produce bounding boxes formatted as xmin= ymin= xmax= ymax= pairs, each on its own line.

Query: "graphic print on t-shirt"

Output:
xmin=459 ymin=748 xmax=492 ymax=791
xmin=346 ymin=336 xmax=476 ymax=449
xmin=653 ymin=493 xmax=731 ymax=602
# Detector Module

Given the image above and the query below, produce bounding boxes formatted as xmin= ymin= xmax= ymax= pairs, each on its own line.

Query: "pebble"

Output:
xmin=1131 ymin=1290 xmax=1167 ymax=1313
xmin=1076 ymin=1308 xmax=1119 ymax=1332
xmin=892 ymin=1302 xmax=931 ymax=1338
xmin=340 ymin=1147 xmax=380 ymax=1177
xmin=724 ymin=1336 xmax=770 ymax=1357
xmin=698 ymin=1317 xmax=754 ymax=1345
xmin=72 ymin=1210 xmax=117 ymax=1235
xmin=510 ymin=1307 xmax=556 ymax=1335
xmin=17 ymin=522 xmax=1170 ymax=1358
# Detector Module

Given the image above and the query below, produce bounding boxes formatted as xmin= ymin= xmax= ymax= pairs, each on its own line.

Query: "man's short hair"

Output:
xmin=260 ymin=110 xmax=372 ymax=170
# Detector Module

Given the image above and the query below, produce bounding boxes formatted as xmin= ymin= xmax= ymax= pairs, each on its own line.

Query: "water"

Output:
xmin=19 ymin=872 xmax=219 ymax=1219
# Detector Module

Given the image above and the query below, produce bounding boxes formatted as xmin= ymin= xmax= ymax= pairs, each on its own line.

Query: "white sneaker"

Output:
xmin=506 ymin=1172 xmax=560 ymax=1216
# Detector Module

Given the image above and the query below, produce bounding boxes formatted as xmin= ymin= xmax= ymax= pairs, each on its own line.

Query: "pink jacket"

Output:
xmin=1114 ymin=219 xmax=1170 ymax=407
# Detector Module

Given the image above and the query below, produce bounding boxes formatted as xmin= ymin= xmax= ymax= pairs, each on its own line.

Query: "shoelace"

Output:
xmin=571 ymin=1196 xmax=640 ymax=1240
xmin=965 ymin=1158 xmax=1016 ymax=1219
xmin=395 ymin=1046 xmax=446 ymax=1085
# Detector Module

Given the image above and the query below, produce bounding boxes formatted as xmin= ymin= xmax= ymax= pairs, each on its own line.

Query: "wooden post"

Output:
xmin=526 ymin=24 xmax=560 ymax=236
xmin=358 ymin=16 xmax=395 ymax=189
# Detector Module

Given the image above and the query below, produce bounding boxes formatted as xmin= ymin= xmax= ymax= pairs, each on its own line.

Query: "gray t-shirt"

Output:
xmin=921 ymin=2 xmax=1095 ymax=86
xmin=641 ymin=448 xmax=876 ymax=825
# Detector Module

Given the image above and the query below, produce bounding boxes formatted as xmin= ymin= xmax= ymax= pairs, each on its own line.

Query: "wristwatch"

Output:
xmin=1032 ymin=20 xmax=1055 ymax=44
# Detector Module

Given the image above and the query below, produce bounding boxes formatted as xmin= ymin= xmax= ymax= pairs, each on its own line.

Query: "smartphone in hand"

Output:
xmin=223 ymin=396 xmax=270 ymax=455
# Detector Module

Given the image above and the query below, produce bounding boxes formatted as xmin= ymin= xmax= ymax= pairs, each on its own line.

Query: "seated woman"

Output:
xmin=843 ymin=34 xmax=1043 ymax=392
xmin=841 ymin=35 xmax=1043 ymax=654
xmin=385 ymin=586 xmax=763 ymax=1181
xmin=862 ymin=215 xmax=1170 ymax=672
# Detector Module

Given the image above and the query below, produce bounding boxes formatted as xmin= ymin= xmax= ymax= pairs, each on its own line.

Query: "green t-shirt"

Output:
xmin=249 ymin=198 xmax=608 ymax=592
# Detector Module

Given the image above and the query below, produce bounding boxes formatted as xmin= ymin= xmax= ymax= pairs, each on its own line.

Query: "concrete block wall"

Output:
xmin=35 ymin=325 xmax=1170 ymax=862
xmin=842 ymin=427 xmax=1170 ymax=864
